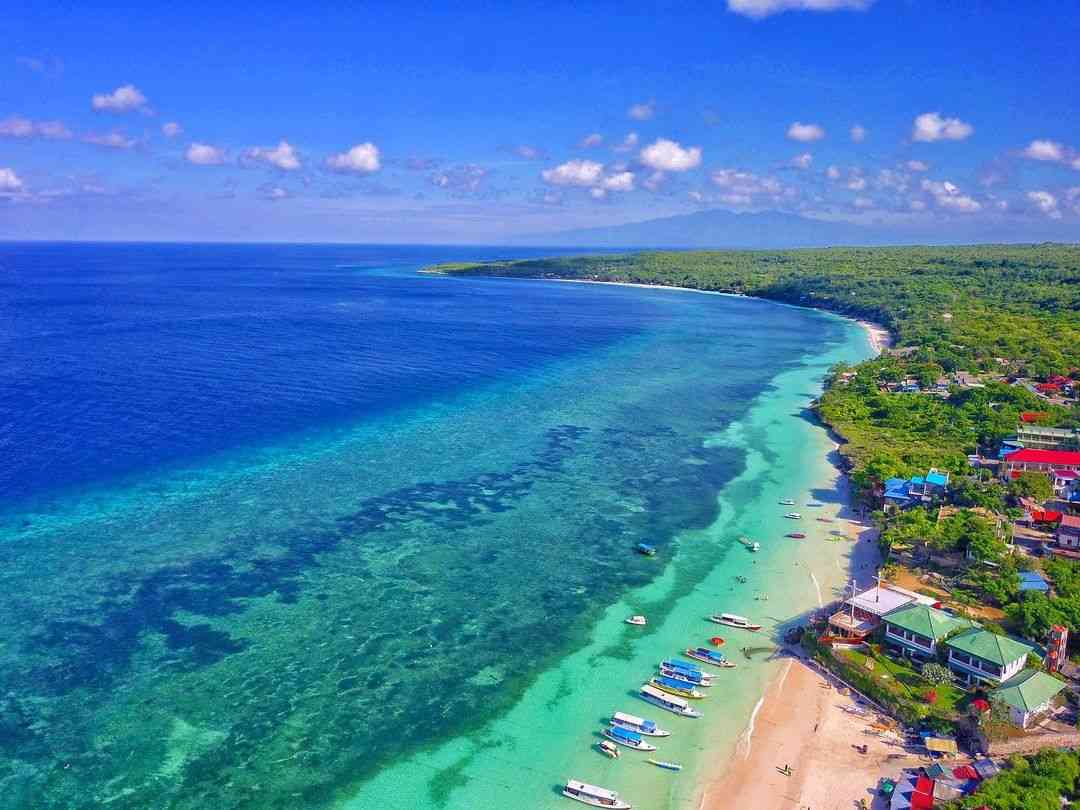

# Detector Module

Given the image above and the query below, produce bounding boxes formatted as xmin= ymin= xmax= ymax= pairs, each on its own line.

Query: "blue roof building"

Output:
xmin=1018 ymin=571 xmax=1050 ymax=593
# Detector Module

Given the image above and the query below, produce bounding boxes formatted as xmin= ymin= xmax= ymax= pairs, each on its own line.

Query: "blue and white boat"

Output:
xmin=659 ymin=665 xmax=713 ymax=687
xmin=647 ymin=758 xmax=683 ymax=772
xmin=602 ymin=725 xmax=657 ymax=752
xmin=563 ymin=779 xmax=632 ymax=809
xmin=611 ymin=711 xmax=670 ymax=737
xmin=639 ymin=684 xmax=702 ymax=718
xmin=685 ymin=646 xmax=736 ymax=668
xmin=661 ymin=658 xmax=711 ymax=678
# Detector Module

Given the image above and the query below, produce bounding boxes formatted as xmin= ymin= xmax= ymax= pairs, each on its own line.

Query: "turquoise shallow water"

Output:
xmin=0 ymin=245 xmax=869 ymax=809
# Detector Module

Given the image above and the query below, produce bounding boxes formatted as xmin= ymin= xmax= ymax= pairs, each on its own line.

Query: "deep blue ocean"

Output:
xmin=0 ymin=242 xmax=855 ymax=809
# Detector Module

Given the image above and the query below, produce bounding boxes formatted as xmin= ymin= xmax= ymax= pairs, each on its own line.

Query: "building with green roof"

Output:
xmin=990 ymin=669 xmax=1067 ymax=728
xmin=882 ymin=604 xmax=976 ymax=661
xmin=945 ymin=628 xmax=1036 ymax=686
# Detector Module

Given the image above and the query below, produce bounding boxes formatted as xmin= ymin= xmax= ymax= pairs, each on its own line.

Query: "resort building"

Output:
xmin=827 ymin=582 xmax=919 ymax=639
xmin=944 ymin=629 xmax=1035 ymax=687
xmin=1002 ymin=448 xmax=1080 ymax=479
xmin=1015 ymin=425 xmax=1080 ymax=451
xmin=989 ymin=669 xmax=1067 ymax=729
xmin=882 ymin=468 xmax=950 ymax=510
xmin=881 ymin=604 xmax=974 ymax=662
xmin=1057 ymin=515 xmax=1080 ymax=550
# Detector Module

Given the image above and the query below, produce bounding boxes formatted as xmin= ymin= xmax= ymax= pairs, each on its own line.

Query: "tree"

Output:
xmin=921 ymin=662 xmax=953 ymax=685
xmin=1008 ymin=471 xmax=1054 ymax=503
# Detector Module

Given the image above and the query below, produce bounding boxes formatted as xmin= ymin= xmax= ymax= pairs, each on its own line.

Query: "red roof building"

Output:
xmin=1021 ymin=411 xmax=1049 ymax=423
xmin=1003 ymin=448 xmax=1080 ymax=477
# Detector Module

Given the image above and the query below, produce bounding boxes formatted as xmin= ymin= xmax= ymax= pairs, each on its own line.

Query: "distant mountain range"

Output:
xmin=511 ymin=207 xmax=1078 ymax=249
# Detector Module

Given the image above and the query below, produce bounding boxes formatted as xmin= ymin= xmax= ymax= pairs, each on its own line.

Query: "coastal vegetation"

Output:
xmin=947 ymin=748 xmax=1080 ymax=809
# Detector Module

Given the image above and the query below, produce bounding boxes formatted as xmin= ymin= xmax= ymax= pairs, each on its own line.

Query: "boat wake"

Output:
xmin=736 ymin=696 xmax=764 ymax=760
xmin=810 ymin=571 xmax=823 ymax=608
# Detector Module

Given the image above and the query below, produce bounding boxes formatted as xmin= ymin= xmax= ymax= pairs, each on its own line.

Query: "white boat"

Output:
xmin=659 ymin=665 xmax=713 ymax=687
xmin=611 ymin=711 xmax=670 ymax=737
xmin=563 ymin=779 xmax=632 ymax=809
xmin=784 ymin=512 xmax=802 ymax=519
xmin=709 ymin=613 xmax=762 ymax=631
xmin=738 ymin=536 xmax=761 ymax=552
xmin=647 ymin=759 xmax=683 ymax=772
xmin=598 ymin=740 xmax=620 ymax=759
xmin=778 ymin=499 xmax=796 ymax=505
xmin=624 ymin=615 xmax=647 ymax=626
xmin=639 ymin=684 xmax=702 ymax=718
xmin=603 ymin=726 xmax=657 ymax=751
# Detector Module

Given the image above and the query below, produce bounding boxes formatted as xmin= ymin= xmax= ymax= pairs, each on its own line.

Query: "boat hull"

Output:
xmin=708 ymin=616 xmax=761 ymax=631
xmin=659 ymin=667 xmax=713 ymax=686
xmin=639 ymin=692 xmax=702 ymax=718
xmin=563 ymin=789 xmax=631 ymax=809
xmin=602 ymin=729 xmax=657 ymax=751
xmin=684 ymin=649 xmax=735 ymax=668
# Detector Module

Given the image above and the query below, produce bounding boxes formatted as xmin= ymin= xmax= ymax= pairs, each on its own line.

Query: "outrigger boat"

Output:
xmin=648 ymin=676 xmax=705 ymax=700
xmin=783 ymin=512 xmax=802 ymax=519
xmin=625 ymin=615 xmax=647 ymax=626
xmin=786 ymin=532 xmax=807 ymax=539
xmin=647 ymin=759 xmax=683 ymax=772
xmin=709 ymin=613 xmax=762 ymax=631
xmin=685 ymin=646 xmax=735 ymax=668
xmin=635 ymin=543 xmax=657 ymax=557
xmin=638 ymin=684 xmax=702 ymax=718
xmin=659 ymin=665 xmax=713 ymax=687
xmin=598 ymin=740 xmax=620 ymax=759
xmin=610 ymin=711 xmax=670 ymax=737
xmin=778 ymin=499 xmax=796 ymax=506
xmin=603 ymin=725 xmax=657 ymax=752
xmin=738 ymin=536 xmax=760 ymax=552
xmin=563 ymin=779 xmax=632 ymax=809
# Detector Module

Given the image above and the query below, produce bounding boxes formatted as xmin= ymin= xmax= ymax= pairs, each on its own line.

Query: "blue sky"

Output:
xmin=2 ymin=0 xmax=1079 ymax=243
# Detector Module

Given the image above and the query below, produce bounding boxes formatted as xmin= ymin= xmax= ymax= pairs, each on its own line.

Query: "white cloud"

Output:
xmin=727 ymin=0 xmax=873 ymax=19
xmin=1026 ymin=190 xmax=1061 ymax=219
xmin=186 ymin=142 xmax=226 ymax=165
xmin=514 ymin=144 xmax=544 ymax=160
xmin=83 ymin=131 xmax=136 ymax=149
xmin=326 ymin=142 xmax=381 ymax=174
xmin=162 ymin=121 xmax=183 ymax=138
xmin=710 ymin=168 xmax=783 ymax=201
xmin=601 ymin=171 xmax=635 ymax=192
xmin=688 ymin=190 xmax=706 ymax=203
xmin=262 ymin=186 xmax=290 ymax=201
xmin=0 ymin=116 xmax=71 ymax=139
xmin=906 ymin=160 xmax=929 ymax=172
xmin=791 ymin=152 xmax=813 ymax=169
xmin=245 ymin=140 xmax=301 ymax=171
xmin=912 ymin=112 xmax=973 ymax=142
xmin=91 ymin=84 xmax=149 ymax=113
xmin=580 ymin=133 xmax=603 ymax=148
xmin=826 ymin=164 xmax=841 ymax=180
xmin=847 ymin=176 xmax=867 ymax=191
xmin=1022 ymin=139 xmax=1065 ymax=162
xmin=589 ymin=187 xmax=608 ymax=199
xmin=787 ymin=121 xmax=825 ymax=142
xmin=909 ymin=199 xmax=927 ymax=211
xmin=628 ymin=101 xmax=656 ymax=121
xmin=639 ymin=138 xmax=702 ymax=172
xmin=613 ymin=132 xmax=640 ymax=154
xmin=542 ymin=159 xmax=605 ymax=187
xmin=921 ymin=178 xmax=981 ymax=212
xmin=850 ymin=124 xmax=867 ymax=143
xmin=429 ymin=164 xmax=489 ymax=195
xmin=0 ymin=167 xmax=23 ymax=192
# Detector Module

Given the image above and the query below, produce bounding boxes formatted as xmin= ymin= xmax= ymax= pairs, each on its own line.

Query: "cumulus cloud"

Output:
xmin=601 ymin=171 xmax=636 ymax=192
xmin=847 ymin=176 xmax=867 ymax=191
xmin=0 ymin=116 xmax=72 ymax=139
xmin=580 ymin=133 xmax=603 ymax=148
xmin=83 ymin=131 xmax=136 ymax=149
xmin=514 ymin=144 xmax=545 ymax=160
xmin=429 ymin=163 xmax=490 ymax=195
xmin=639 ymin=138 xmax=702 ymax=172
xmin=245 ymin=140 xmax=301 ymax=171
xmin=0 ymin=167 xmax=24 ymax=192
xmin=1026 ymin=190 xmax=1061 ymax=219
xmin=850 ymin=124 xmax=867 ymax=143
xmin=787 ymin=121 xmax=825 ymax=142
xmin=186 ymin=142 xmax=226 ymax=165
xmin=727 ymin=0 xmax=873 ymax=18
xmin=613 ymin=132 xmax=640 ymax=154
xmin=628 ymin=100 xmax=656 ymax=120
xmin=791 ymin=152 xmax=813 ymax=169
xmin=261 ymin=186 xmax=290 ymax=201
xmin=542 ymin=159 xmax=605 ymax=187
xmin=906 ymin=160 xmax=929 ymax=172
xmin=921 ymin=178 xmax=981 ymax=212
xmin=91 ymin=84 xmax=150 ymax=114
xmin=326 ymin=142 xmax=381 ymax=174
xmin=710 ymin=168 xmax=783 ymax=206
xmin=1023 ymin=139 xmax=1067 ymax=163
xmin=162 ymin=121 xmax=182 ymax=138
xmin=912 ymin=112 xmax=973 ymax=142
xmin=826 ymin=164 xmax=841 ymax=180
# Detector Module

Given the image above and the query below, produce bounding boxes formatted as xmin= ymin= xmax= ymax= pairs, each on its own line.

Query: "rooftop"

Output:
xmin=946 ymin=628 xmax=1036 ymax=666
xmin=1006 ymin=448 xmax=1080 ymax=466
xmin=990 ymin=668 xmax=1066 ymax=713
xmin=1018 ymin=571 xmax=1050 ymax=593
xmin=883 ymin=604 xmax=974 ymax=641
xmin=848 ymin=584 xmax=916 ymax=616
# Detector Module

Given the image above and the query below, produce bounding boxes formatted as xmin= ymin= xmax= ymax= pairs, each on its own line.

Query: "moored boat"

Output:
xmin=659 ymin=666 xmax=713 ymax=687
xmin=816 ymin=517 xmax=835 ymax=523
xmin=625 ymin=615 xmax=647 ymax=626
xmin=784 ymin=512 xmax=802 ymax=519
xmin=685 ymin=646 xmax=735 ymax=668
xmin=778 ymin=498 xmax=796 ymax=505
xmin=806 ymin=502 xmax=824 ymax=507
xmin=635 ymin=543 xmax=657 ymax=557
xmin=647 ymin=759 xmax=683 ymax=772
xmin=598 ymin=740 xmax=620 ymax=759
xmin=611 ymin=711 xmax=670 ymax=737
xmin=786 ymin=532 xmax=807 ymax=539
xmin=638 ymin=684 xmax=702 ymax=718
xmin=562 ymin=779 xmax=632 ymax=809
xmin=603 ymin=725 xmax=657 ymax=751
xmin=738 ymin=536 xmax=760 ymax=552
xmin=648 ymin=676 xmax=705 ymax=700
xmin=709 ymin=613 xmax=762 ymax=631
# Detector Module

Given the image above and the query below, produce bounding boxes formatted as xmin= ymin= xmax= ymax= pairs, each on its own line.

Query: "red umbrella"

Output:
xmin=710 ymin=636 xmax=725 ymax=647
